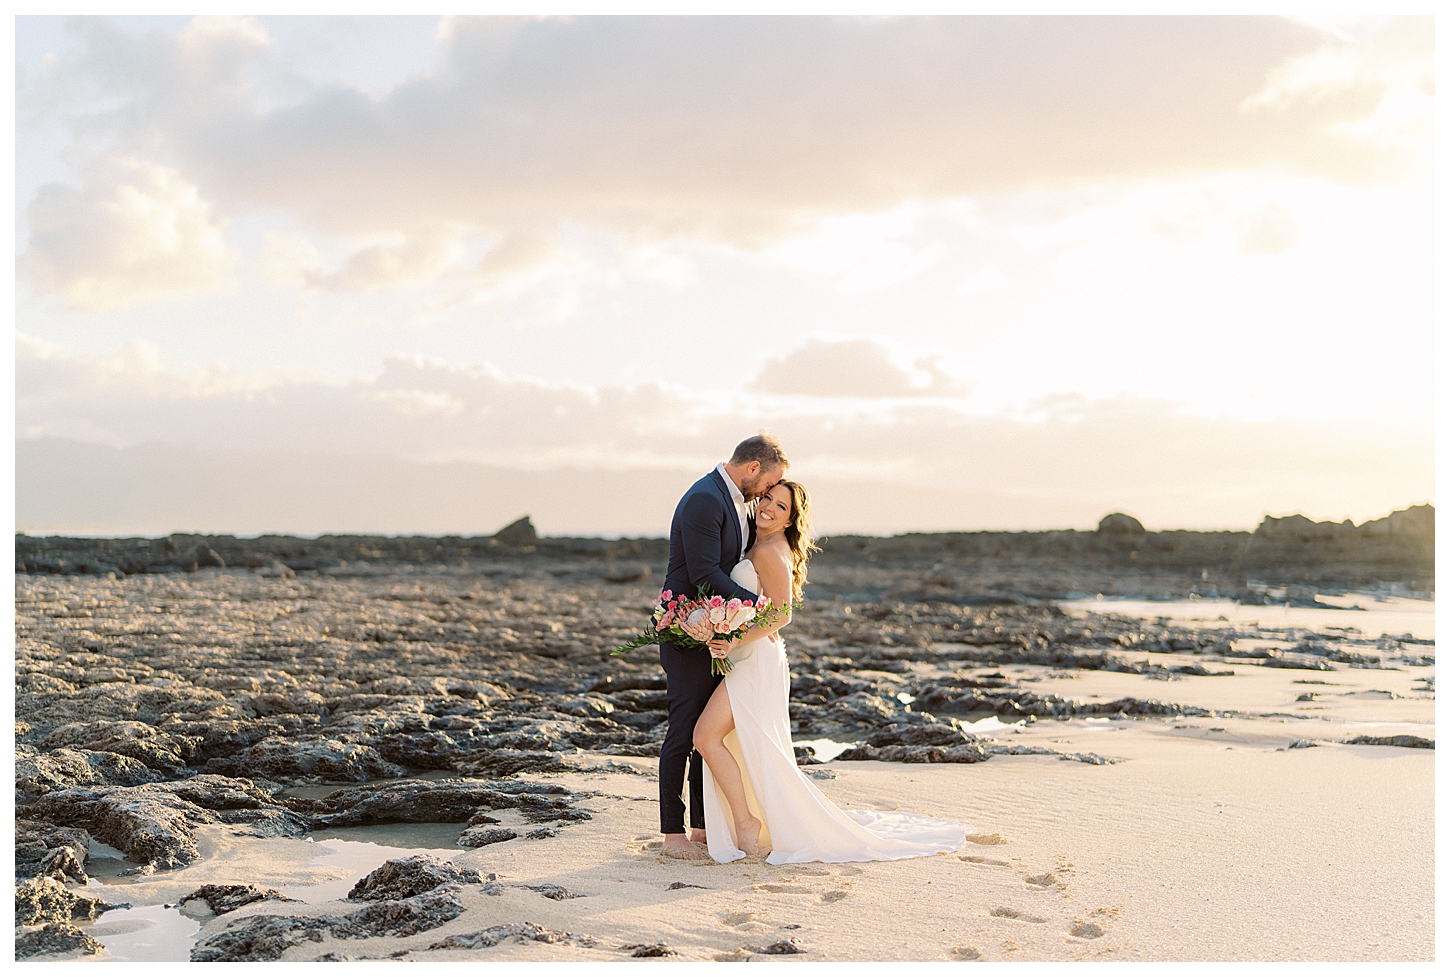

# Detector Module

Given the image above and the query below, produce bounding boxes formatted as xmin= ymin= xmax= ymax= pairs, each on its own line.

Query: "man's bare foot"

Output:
xmin=689 ymin=828 xmax=708 ymax=847
xmin=735 ymin=816 xmax=766 ymax=856
xmin=661 ymin=833 xmax=710 ymax=861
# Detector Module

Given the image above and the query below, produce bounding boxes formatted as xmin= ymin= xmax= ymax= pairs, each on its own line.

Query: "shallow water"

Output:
xmin=85 ymin=830 xmax=471 ymax=961
xmin=87 ymin=903 xmax=202 ymax=962
xmin=1062 ymin=594 xmax=1435 ymax=642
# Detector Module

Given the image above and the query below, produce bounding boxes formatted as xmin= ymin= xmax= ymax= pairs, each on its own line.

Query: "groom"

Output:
xmin=658 ymin=433 xmax=790 ymax=860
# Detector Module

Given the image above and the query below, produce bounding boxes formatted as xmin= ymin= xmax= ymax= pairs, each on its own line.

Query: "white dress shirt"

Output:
xmin=715 ymin=462 xmax=750 ymax=557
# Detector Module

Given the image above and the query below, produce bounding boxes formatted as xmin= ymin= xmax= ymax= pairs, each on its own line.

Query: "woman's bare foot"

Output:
xmin=689 ymin=827 xmax=708 ymax=847
xmin=735 ymin=816 xmax=766 ymax=856
xmin=661 ymin=833 xmax=710 ymax=861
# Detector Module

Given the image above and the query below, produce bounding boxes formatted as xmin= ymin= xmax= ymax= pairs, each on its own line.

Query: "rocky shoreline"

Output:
xmin=12 ymin=507 xmax=1435 ymax=959
xmin=14 ymin=504 xmax=1435 ymax=601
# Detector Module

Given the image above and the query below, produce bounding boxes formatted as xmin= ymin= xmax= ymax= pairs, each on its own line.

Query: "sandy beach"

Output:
xmin=14 ymin=565 xmax=1434 ymax=962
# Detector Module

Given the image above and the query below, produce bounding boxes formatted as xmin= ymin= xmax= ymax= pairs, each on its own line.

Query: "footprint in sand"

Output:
xmin=951 ymin=946 xmax=982 ymax=960
xmin=1070 ymin=921 xmax=1104 ymax=939
xmin=753 ymin=883 xmax=816 ymax=894
xmin=1024 ymin=873 xmax=1057 ymax=888
xmin=964 ymin=832 xmax=1008 ymax=846
xmin=990 ymin=907 xmax=1047 ymax=923
xmin=722 ymin=910 xmax=757 ymax=927
xmin=820 ymin=890 xmax=849 ymax=903
xmin=959 ymin=855 xmax=1010 ymax=867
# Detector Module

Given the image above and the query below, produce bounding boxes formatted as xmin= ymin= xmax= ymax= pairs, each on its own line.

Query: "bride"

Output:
xmin=692 ymin=479 xmax=968 ymax=864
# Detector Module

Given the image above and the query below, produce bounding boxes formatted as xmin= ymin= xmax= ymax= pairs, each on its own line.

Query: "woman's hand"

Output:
xmin=707 ymin=638 xmax=732 ymax=659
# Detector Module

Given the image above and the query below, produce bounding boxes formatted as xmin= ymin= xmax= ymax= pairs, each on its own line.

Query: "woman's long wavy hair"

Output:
xmin=772 ymin=479 xmax=819 ymax=604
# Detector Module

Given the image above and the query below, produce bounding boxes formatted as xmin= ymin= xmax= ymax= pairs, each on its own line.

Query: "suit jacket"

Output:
xmin=663 ymin=469 xmax=759 ymax=605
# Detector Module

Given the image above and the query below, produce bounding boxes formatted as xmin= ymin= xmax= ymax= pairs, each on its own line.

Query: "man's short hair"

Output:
xmin=730 ymin=432 xmax=789 ymax=470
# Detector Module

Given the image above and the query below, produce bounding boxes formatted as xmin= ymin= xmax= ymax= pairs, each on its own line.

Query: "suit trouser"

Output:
xmin=658 ymin=640 xmax=723 ymax=834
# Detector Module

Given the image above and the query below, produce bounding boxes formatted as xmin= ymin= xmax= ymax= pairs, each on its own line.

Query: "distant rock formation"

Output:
xmin=1255 ymin=504 xmax=1433 ymax=542
xmin=1358 ymin=503 xmax=1434 ymax=539
xmin=1097 ymin=513 xmax=1146 ymax=535
xmin=492 ymin=516 xmax=538 ymax=547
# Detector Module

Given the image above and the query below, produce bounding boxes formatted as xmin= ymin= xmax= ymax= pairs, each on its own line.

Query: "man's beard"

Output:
xmin=741 ymin=471 xmax=773 ymax=501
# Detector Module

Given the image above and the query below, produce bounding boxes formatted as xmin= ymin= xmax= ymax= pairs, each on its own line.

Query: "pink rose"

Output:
xmin=709 ymin=596 xmax=724 ymax=608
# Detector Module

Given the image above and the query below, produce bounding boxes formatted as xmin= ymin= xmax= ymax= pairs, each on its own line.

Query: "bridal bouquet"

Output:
xmin=612 ymin=587 xmax=787 ymax=676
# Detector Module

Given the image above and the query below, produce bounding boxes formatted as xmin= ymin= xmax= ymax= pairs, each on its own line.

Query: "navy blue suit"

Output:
xmin=658 ymin=469 xmax=758 ymax=834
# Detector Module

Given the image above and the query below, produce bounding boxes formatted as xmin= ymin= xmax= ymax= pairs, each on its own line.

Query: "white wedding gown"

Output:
xmin=703 ymin=560 xmax=969 ymax=864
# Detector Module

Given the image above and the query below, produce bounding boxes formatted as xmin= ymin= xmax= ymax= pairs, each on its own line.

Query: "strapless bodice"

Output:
xmin=730 ymin=559 xmax=759 ymax=592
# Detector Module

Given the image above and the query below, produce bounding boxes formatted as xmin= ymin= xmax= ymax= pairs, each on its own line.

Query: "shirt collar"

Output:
xmin=715 ymin=463 xmax=745 ymax=504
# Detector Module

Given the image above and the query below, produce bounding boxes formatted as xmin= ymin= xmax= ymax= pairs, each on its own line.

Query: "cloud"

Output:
xmin=15 ymin=333 xmax=1430 ymax=533
xmin=1242 ymin=16 xmax=1432 ymax=157
xmin=19 ymin=155 xmax=237 ymax=312
xmin=478 ymin=231 xmax=558 ymax=280
xmin=749 ymin=339 xmax=953 ymax=399
xmin=23 ymin=15 xmax=1427 ymax=252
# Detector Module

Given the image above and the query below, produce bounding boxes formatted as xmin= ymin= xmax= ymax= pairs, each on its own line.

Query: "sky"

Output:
xmin=12 ymin=14 xmax=1436 ymax=537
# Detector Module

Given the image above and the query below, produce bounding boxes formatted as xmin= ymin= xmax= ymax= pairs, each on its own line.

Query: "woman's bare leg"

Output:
xmin=693 ymin=682 xmax=765 ymax=855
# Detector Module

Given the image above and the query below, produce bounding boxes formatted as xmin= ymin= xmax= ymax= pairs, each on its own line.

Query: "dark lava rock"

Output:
xmin=39 ymin=720 xmax=200 ymax=775
xmin=285 ymin=777 xmax=581 ymax=827
xmin=347 ymin=855 xmax=481 ymax=901
xmin=430 ymin=921 xmax=598 ymax=950
xmin=749 ymin=939 xmax=806 ymax=954
xmin=159 ymin=719 xmax=292 ymax=762
xmin=455 ymin=748 xmax=571 ymax=778
xmin=793 ymin=745 xmax=821 ymax=765
xmin=16 ymin=747 xmax=164 ymax=802
xmin=20 ymin=775 xmax=309 ymax=871
xmin=1344 ymin=735 xmax=1434 ymax=749
xmin=182 ymin=883 xmax=300 ymax=915
xmin=206 ymin=736 xmax=406 ymax=784
xmin=15 ymin=921 xmax=106 ymax=959
xmin=369 ymin=731 xmax=462 ymax=770
xmin=1097 ymin=513 xmax=1147 ymax=535
xmin=1260 ymin=655 xmax=1337 ymax=671
xmin=191 ymin=887 xmax=467 ymax=961
xmin=16 ymin=819 xmax=92 ymax=883
xmin=836 ymin=742 xmax=987 ymax=763
xmin=493 ymin=516 xmax=538 ymax=547
xmin=459 ymin=826 xmax=518 ymax=848
xmin=15 ymin=875 xmax=116 ymax=926
xmin=526 ymin=827 xmax=559 ymax=839
xmin=865 ymin=721 xmax=976 ymax=749
xmin=630 ymin=943 xmax=677 ymax=957
xmin=523 ymin=884 xmax=576 ymax=900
